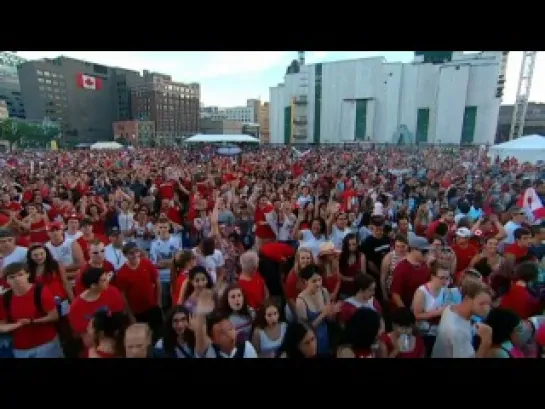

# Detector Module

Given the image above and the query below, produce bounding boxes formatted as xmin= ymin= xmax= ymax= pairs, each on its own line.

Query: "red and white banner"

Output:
xmin=517 ymin=187 xmax=545 ymax=221
xmin=76 ymin=73 xmax=103 ymax=90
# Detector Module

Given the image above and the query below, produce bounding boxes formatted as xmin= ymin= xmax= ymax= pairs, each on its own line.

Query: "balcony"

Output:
xmin=293 ymin=117 xmax=307 ymax=125
xmin=293 ymin=95 xmax=308 ymax=105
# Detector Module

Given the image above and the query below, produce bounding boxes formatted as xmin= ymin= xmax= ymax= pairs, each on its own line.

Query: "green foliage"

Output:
xmin=0 ymin=119 xmax=59 ymax=150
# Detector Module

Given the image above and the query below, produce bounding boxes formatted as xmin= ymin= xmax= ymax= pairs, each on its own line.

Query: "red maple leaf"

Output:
xmin=84 ymin=77 xmax=94 ymax=86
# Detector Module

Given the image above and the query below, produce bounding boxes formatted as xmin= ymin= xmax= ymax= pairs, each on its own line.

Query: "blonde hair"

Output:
xmin=294 ymin=247 xmax=315 ymax=275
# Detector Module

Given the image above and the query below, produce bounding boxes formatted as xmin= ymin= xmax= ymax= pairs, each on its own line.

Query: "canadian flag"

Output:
xmin=76 ymin=73 xmax=103 ymax=90
xmin=517 ymin=187 xmax=545 ymax=221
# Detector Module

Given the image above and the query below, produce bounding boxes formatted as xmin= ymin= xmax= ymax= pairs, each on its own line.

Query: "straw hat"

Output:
xmin=318 ymin=241 xmax=341 ymax=257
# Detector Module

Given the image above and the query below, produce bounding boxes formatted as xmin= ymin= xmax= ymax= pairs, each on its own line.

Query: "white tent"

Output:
xmin=488 ymin=134 xmax=545 ymax=164
xmin=90 ymin=141 xmax=124 ymax=150
xmin=185 ymin=134 xmax=260 ymax=144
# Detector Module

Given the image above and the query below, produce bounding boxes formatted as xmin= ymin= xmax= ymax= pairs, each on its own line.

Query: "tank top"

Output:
xmin=499 ymin=341 xmax=525 ymax=358
xmin=415 ymin=283 xmax=446 ymax=335
xmin=30 ymin=218 xmax=48 ymax=244
xmin=258 ymin=322 xmax=287 ymax=358
xmin=341 ymin=253 xmax=361 ymax=296
xmin=46 ymin=239 xmax=74 ymax=268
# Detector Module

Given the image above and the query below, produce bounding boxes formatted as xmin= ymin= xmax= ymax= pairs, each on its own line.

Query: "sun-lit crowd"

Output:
xmin=0 ymin=144 xmax=544 ymax=358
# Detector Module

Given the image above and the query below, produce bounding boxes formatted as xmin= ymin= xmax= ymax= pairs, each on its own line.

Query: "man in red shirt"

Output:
xmin=259 ymin=241 xmax=296 ymax=297
xmin=73 ymin=241 xmax=115 ymax=297
xmin=0 ymin=262 xmax=62 ymax=358
xmin=505 ymin=227 xmax=533 ymax=265
xmin=76 ymin=217 xmax=109 ymax=261
xmin=391 ymin=236 xmax=431 ymax=309
xmin=452 ymin=227 xmax=479 ymax=283
xmin=68 ymin=266 xmax=126 ymax=355
xmin=115 ymin=242 xmax=162 ymax=341
xmin=426 ymin=208 xmax=454 ymax=241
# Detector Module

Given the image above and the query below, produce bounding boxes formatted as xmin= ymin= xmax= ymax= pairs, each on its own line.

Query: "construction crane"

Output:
xmin=509 ymin=51 xmax=537 ymax=140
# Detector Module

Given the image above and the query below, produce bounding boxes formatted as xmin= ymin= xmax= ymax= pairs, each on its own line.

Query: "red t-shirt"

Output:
xmin=284 ymin=270 xmax=303 ymax=300
xmin=0 ymin=284 xmax=58 ymax=350
xmin=339 ymin=297 xmax=382 ymax=325
xmin=390 ymin=259 xmax=431 ymax=308
xmin=238 ymin=272 xmax=267 ymax=310
xmin=76 ymin=234 xmax=109 ymax=261
xmin=158 ymin=180 xmax=176 ymax=201
xmin=68 ymin=286 xmax=125 ymax=336
xmin=500 ymin=283 xmax=542 ymax=320
xmin=260 ymin=242 xmax=295 ymax=264
xmin=504 ymin=243 xmax=529 ymax=263
xmin=73 ymin=261 xmax=115 ymax=297
xmin=172 ymin=270 xmax=189 ymax=305
xmin=452 ymin=243 xmax=479 ymax=274
xmin=35 ymin=271 xmax=68 ymax=300
xmin=115 ymin=258 xmax=159 ymax=314
xmin=254 ymin=204 xmax=275 ymax=239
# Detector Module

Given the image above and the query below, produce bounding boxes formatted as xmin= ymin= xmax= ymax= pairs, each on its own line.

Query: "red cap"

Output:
xmin=536 ymin=325 xmax=545 ymax=347
xmin=46 ymin=221 xmax=64 ymax=231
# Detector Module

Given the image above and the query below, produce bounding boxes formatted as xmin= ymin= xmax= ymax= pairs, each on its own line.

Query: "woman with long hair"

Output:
xmin=12 ymin=202 xmax=49 ymax=245
xmin=179 ymin=266 xmax=214 ymax=313
xmin=339 ymin=233 xmax=366 ymax=298
xmin=252 ymin=298 xmax=287 ymax=358
xmin=155 ymin=305 xmax=196 ymax=358
xmin=218 ymin=284 xmax=255 ymax=344
xmin=171 ymin=250 xmax=197 ymax=305
xmin=284 ymin=247 xmax=315 ymax=322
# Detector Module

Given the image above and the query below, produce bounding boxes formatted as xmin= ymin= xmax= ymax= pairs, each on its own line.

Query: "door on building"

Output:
xmin=354 ymin=99 xmax=367 ymax=140
xmin=461 ymin=106 xmax=477 ymax=144
xmin=284 ymin=106 xmax=292 ymax=144
xmin=416 ymin=108 xmax=430 ymax=144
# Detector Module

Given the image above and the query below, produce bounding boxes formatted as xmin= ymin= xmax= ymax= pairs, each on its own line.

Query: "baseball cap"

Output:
xmin=456 ymin=227 xmax=472 ymax=238
xmin=408 ymin=233 xmax=430 ymax=251
xmin=107 ymin=227 xmax=121 ymax=236
xmin=66 ymin=213 xmax=80 ymax=221
xmin=46 ymin=221 xmax=63 ymax=231
xmin=0 ymin=227 xmax=15 ymax=239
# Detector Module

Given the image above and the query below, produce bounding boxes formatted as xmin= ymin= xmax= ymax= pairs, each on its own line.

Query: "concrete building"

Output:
xmin=112 ymin=120 xmax=156 ymax=147
xmin=496 ymin=102 xmax=545 ymax=142
xmin=259 ymin=102 xmax=270 ymax=143
xmin=270 ymin=51 xmax=503 ymax=145
xmin=200 ymin=105 xmax=227 ymax=121
xmin=131 ymin=70 xmax=199 ymax=145
xmin=200 ymin=118 xmax=243 ymax=135
xmin=0 ymin=100 xmax=8 ymax=119
xmin=224 ymin=99 xmax=258 ymax=123
xmin=0 ymin=52 xmax=26 ymax=119
xmin=18 ymin=56 xmax=142 ymax=143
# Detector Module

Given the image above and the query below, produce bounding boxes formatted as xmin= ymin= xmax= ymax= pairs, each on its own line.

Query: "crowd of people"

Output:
xmin=0 ymin=144 xmax=544 ymax=358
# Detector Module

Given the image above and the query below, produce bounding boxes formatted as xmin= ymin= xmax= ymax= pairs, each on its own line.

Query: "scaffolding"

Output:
xmin=509 ymin=51 xmax=537 ymax=140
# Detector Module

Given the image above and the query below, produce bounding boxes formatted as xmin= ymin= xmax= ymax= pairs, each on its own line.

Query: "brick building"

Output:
xmin=113 ymin=120 xmax=156 ymax=147
xmin=131 ymin=70 xmax=199 ymax=145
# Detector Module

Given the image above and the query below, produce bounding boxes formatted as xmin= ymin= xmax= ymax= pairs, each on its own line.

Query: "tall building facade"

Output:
xmin=259 ymin=102 xmax=270 ymax=143
xmin=496 ymin=103 xmax=545 ymax=142
xmin=18 ymin=56 xmax=142 ymax=143
xmin=224 ymin=99 xmax=258 ymax=123
xmin=112 ymin=120 xmax=156 ymax=146
xmin=131 ymin=70 xmax=199 ymax=144
xmin=0 ymin=52 xmax=26 ymax=119
xmin=270 ymin=52 xmax=503 ymax=145
xmin=0 ymin=100 xmax=8 ymax=119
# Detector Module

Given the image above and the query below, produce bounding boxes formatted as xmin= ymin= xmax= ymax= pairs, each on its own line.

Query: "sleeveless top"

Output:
xmin=415 ymin=283 xmax=447 ymax=335
xmin=297 ymin=288 xmax=329 ymax=355
xmin=499 ymin=341 xmax=525 ymax=358
xmin=30 ymin=218 xmax=48 ymax=244
xmin=258 ymin=322 xmax=287 ymax=358
xmin=46 ymin=239 xmax=74 ymax=268
xmin=340 ymin=253 xmax=361 ymax=296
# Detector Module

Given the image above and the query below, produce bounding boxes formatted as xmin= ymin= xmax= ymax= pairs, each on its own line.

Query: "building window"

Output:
xmin=36 ymin=70 xmax=43 ymax=75
xmin=38 ymin=78 xmax=44 ymax=83
xmin=44 ymin=71 xmax=50 ymax=76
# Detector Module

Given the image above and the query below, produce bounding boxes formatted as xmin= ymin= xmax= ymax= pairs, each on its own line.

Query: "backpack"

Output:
xmin=213 ymin=341 xmax=246 ymax=359
xmin=2 ymin=283 xmax=45 ymax=323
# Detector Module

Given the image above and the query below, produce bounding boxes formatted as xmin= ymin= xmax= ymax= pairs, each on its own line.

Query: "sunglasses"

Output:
xmin=91 ymin=250 xmax=105 ymax=255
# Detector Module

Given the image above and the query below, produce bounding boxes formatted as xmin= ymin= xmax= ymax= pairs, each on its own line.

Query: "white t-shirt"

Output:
xmin=192 ymin=248 xmax=224 ymax=283
xmin=150 ymin=236 xmax=181 ymax=283
xmin=299 ymin=229 xmax=326 ymax=260
xmin=1 ymin=246 xmax=28 ymax=270
xmin=65 ymin=231 xmax=83 ymax=242
xmin=432 ymin=306 xmax=475 ymax=358
xmin=104 ymin=244 xmax=128 ymax=271
xmin=196 ymin=341 xmax=258 ymax=358
xmin=329 ymin=225 xmax=350 ymax=250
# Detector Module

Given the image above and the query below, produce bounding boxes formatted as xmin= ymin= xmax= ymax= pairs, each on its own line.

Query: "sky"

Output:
xmin=14 ymin=51 xmax=545 ymax=108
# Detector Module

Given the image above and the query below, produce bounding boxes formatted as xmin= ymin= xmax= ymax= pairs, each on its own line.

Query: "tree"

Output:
xmin=0 ymin=119 xmax=24 ymax=151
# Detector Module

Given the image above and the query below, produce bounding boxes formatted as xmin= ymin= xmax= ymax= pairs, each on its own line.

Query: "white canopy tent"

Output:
xmin=185 ymin=134 xmax=260 ymax=144
xmin=90 ymin=141 xmax=124 ymax=150
xmin=488 ymin=134 xmax=545 ymax=164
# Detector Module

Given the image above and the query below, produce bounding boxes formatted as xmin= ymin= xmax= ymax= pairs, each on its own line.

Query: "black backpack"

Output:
xmin=213 ymin=341 xmax=246 ymax=359
xmin=2 ymin=283 xmax=45 ymax=323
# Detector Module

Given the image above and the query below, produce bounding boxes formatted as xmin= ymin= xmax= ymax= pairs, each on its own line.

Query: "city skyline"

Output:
xmin=15 ymin=51 xmax=545 ymax=107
